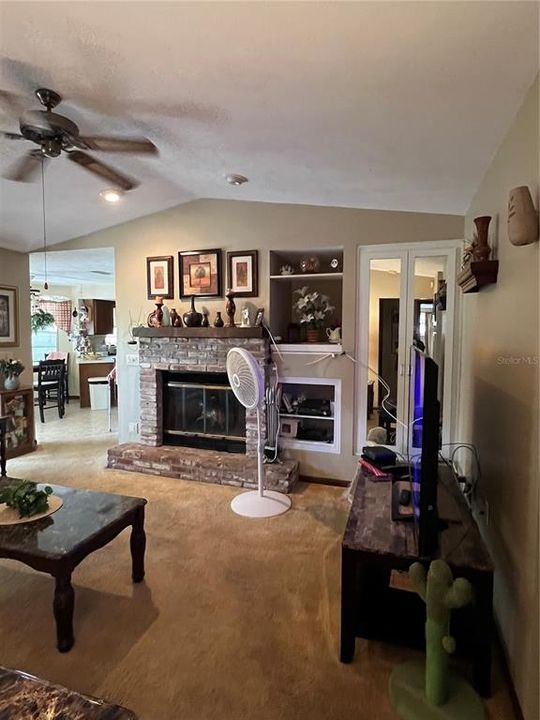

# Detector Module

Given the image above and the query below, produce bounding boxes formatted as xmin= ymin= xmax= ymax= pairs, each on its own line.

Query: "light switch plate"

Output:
xmin=128 ymin=422 xmax=139 ymax=434
xmin=126 ymin=354 xmax=139 ymax=366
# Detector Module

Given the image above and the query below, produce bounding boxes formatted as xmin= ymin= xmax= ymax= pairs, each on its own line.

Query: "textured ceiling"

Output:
xmin=30 ymin=247 xmax=115 ymax=287
xmin=0 ymin=1 xmax=538 ymax=251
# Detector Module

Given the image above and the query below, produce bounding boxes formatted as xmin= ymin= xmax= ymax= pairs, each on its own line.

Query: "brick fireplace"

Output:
xmin=107 ymin=327 xmax=298 ymax=492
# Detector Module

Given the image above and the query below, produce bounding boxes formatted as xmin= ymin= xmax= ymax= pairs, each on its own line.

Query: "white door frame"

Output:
xmin=354 ymin=240 xmax=463 ymax=456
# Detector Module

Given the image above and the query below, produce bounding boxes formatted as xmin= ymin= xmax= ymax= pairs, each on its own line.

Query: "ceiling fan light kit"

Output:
xmin=2 ymin=87 xmax=157 ymax=189
xmin=100 ymin=188 xmax=124 ymax=203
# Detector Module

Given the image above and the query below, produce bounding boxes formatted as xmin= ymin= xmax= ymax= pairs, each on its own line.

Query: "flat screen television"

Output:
xmin=409 ymin=346 xmax=440 ymax=557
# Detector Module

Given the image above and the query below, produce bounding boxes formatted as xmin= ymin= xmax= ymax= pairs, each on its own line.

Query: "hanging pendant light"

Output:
xmin=40 ymin=156 xmax=49 ymax=290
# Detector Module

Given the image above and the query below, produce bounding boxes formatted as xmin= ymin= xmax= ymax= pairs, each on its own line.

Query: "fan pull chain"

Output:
xmin=40 ymin=156 xmax=48 ymax=290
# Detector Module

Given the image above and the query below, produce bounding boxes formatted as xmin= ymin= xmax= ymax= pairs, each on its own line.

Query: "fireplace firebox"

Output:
xmin=162 ymin=371 xmax=246 ymax=453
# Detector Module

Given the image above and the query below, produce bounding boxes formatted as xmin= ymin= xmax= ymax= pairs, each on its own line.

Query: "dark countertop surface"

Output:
xmin=0 ymin=666 xmax=137 ymax=719
xmin=0 ymin=482 xmax=146 ymax=561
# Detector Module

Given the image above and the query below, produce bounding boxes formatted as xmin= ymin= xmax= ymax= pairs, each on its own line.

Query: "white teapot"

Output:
xmin=326 ymin=327 xmax=341 ymax=344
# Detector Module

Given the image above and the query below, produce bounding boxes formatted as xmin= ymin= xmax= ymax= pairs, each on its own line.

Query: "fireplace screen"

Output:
xmin=162 ymin=371 xmax=246 ymax=453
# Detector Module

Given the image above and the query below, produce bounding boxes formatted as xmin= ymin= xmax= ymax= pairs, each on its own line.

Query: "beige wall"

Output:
xmin=0 ymin=248 xmax=32 ymax=386
xmin=50 ymin=199 xmax=463 ymax=478
xmin=457 ymin=75 xmax=539 ymax=720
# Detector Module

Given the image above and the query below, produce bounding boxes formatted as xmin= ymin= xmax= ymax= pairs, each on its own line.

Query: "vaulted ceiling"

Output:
xmin=0 ymin=1 xmax=538 ymax=251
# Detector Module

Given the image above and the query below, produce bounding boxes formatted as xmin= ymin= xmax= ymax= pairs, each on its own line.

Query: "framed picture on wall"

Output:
xmin=179 ymin=249 xmax=222 ymax=298
xmin=146 ymin=256 xmax=174 ymax=299
xmin=227 ymin=250 xmax=258 ymax=297
xmin=0 ymin=285 xmax=19 ymax=347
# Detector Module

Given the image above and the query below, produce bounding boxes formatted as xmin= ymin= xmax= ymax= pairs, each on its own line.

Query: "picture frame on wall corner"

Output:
xmin=146 ymin=256 xmax=174 ymax=299
xmin=0 ymin=285 xmax=19 ymax=347
xmin=227 ymin=250 xmax=258 ymax=298
xmin=179 ymin=249 xmax=222 ymax=299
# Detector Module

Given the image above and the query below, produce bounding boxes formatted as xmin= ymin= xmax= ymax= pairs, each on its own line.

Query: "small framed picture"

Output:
xmin=280 ymin=418 xmax=299 ymax=438
xmin=179 ymin=249 xmax=222 ymax=298
xmin=254 ymin=308 xmax=265 ymax=327
xmin=147 ymin=256 xmax=174 ymax=299
xmin=0 ymin=285 xmax=19 ymax=347
xmin=227 ymin=250 xmax=258 ymax=297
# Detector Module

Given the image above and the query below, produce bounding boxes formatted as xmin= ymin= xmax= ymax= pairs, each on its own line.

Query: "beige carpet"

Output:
xmin=1 ymin=406 xmax=515 ymax=719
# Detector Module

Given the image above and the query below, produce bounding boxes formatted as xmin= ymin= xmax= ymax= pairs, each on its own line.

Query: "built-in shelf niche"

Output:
xmin=269 ymin=248 xmax=344 ymax=346
xmin=279 ymin=376 xmax=341 ymax=454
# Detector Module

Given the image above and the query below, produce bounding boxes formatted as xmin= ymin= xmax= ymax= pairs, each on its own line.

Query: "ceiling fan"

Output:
xmin=1 ymin=88 xmax=157 ymax=190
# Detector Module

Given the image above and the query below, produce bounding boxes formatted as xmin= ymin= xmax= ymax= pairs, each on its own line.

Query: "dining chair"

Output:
xmin=46 ymin=351 xmax=70 ymax=403
xmin=34 ymin=360 xmax=66 ymax=423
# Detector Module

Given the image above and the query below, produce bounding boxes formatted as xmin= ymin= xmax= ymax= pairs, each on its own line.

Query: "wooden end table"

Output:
xmin=0 ymin=482 xmax=147 ymax=653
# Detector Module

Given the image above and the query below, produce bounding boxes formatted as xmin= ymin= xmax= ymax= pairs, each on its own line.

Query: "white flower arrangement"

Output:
xmin=293 ymin=286 xmax=334 ymax=328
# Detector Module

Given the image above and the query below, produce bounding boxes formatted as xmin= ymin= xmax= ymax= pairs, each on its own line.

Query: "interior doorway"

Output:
xmin=356 ymin=241 xmax=461 ymax=456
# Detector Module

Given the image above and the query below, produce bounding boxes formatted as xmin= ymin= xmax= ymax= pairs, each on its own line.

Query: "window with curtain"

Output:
xmin=32 ymin=325 xmax=58 ymax=363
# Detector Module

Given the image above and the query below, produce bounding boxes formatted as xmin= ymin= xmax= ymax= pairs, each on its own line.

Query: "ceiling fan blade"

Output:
xmin=1 ymin=131 xmax=24 ymax=140
xmin=3 ymin=150 xmax=43 ymax=182
xmin=67 ymin=150 xmax=138 ymax=191
xmin=0 ymin=89 xmax=26 ymax=115
xmin=76 ymin=136 xmax=157 ymax=154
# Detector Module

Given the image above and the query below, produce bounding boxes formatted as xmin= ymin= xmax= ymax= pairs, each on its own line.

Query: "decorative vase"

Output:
xmin=3 ymin=375 xmax=20 ymax=391
xmin=147 ymin=298 xmax=164 ymax=327
xmin=306 ymin=327 xmax=321 ymax=343
xmin=213 ymin=311 xmax=224 ymax=328
xmin=201 ymin=312 xmax=209 ymax=328
xmin=225 ymin=290 xmax=236 ymax=328
xmin=183 ymin=296 xmax=203 ymax=327
xmin=508 ymin=186 xmax=539 ymax=246
xmin=169 ymin=308 xmax=182 ymax=328
xmin=299 ymin=256 xmax=320 ymax=274
xmin=472 ymin=216 xmax=492 ymax=261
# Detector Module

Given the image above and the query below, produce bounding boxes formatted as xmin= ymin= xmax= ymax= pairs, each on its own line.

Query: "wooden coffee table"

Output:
xmin=0 ymin=482 xmax=147 ymax=653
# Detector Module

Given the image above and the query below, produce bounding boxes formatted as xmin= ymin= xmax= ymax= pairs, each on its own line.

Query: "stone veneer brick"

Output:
xmin=105 ymin=333 xmax=298 ymax=490
xmin=107 ymin=443 xmax=298 ymax=493
xmin=137 ymin=335 xmax=269 ymax=456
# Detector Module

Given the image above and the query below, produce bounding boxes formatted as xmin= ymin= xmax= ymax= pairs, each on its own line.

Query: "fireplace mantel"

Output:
xmin=133 ymin=326 xmax=266 ymax=339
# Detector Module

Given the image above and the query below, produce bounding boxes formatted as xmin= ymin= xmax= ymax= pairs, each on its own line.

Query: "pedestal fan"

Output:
xmin=226 ymin=348 xmax=291 ymax=518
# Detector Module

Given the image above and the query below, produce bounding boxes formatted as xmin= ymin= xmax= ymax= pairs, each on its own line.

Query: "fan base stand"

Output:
xmin=231 ymin=490 xmax=291 ymax=518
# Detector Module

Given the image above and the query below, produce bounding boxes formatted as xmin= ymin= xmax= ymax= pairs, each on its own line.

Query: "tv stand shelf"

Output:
xmin=341 ymin=466 xmax=494 ymax=696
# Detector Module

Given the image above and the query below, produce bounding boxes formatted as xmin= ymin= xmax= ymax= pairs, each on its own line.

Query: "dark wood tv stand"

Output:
xmin=340 ymin=466 xmax=494 ymax=697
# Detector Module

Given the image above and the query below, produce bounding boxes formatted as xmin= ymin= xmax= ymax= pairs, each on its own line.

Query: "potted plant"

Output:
xmin=293 ymin=286 xmax=335 ymax=342
xmin=0 ymin=358 xmax=25 ymax=391
xmin=31 ymin=308 xmax=55 ymax=333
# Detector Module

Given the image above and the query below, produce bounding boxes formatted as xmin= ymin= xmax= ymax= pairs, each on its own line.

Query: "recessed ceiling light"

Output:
xmin=100 ymin=188 xmax=123 ymax=203
xmin=226 ymin=174 xmax=249 ymax=186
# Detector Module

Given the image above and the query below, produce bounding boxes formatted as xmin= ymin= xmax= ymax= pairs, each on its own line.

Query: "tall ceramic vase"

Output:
xmin=473 ymin=216 xmax=492 ymax=261
xmin=508 ymin=186 xmax=539 ymax=246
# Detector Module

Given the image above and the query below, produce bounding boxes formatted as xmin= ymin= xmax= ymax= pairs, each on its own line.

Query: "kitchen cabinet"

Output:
xmin=79 ymin=361 xmax=115 ymax=408
xmin=83 ymin=299 xmax=115 ymax=335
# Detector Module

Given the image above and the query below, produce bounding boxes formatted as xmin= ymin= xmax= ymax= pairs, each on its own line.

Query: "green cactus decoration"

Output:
xmin=389 ymin=559 xmax=485 ymax=720
xmin=410 ymin=560 xmax=473 ymax=706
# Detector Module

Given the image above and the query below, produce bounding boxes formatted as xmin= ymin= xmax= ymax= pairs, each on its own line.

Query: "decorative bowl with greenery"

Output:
xmin=0 ymin=481 xmax=53 ymax=518
xmin=31 ymin=308 xmax=55 ymax=333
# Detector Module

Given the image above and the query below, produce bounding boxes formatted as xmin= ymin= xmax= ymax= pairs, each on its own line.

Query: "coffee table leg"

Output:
xmin=130 ymin=505 xmax=146 ymax=583
xmin=54 ymin=572 xmax=74 ymax=652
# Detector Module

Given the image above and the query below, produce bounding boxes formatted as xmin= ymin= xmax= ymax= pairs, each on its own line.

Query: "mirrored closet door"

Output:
xmin=355 ymin=242 xmax=461 ymax=456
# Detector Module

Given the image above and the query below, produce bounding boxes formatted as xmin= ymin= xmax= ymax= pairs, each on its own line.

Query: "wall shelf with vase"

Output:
xmin=457 ymin=260 xmax=499 ymax=293
xmin=269 ymin=248 xmax=344 ymax=345
xmin=458 ymin=215 xmax=499 ymax=293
